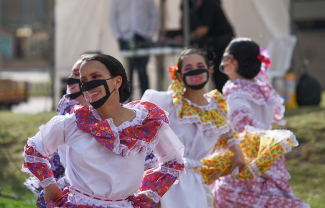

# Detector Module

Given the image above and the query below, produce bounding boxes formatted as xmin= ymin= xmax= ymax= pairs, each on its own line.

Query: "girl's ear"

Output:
xmin=231 ymin=58 xmax=239 ymax=72
xmin=114 ymin=76 xmax=122 ymax=89
xmin=208 ymin=68 xmax=212 ymax=78
xmin=177 ymin=72 xmax=183 ymax=82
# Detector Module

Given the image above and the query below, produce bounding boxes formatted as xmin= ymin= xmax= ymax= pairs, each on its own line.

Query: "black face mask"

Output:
xmin=81 ymin=78 xmax=115 ymax=109
xmin=182 ymin=69 xmax=209 ymax=90
xmin=67 ymin=78 xmax=83 ymax=99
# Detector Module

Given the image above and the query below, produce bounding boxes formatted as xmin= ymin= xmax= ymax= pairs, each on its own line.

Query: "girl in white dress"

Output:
xmin=142 ymin=49 xmax=246 ymax=208
xmin=22 ymin=54 xmax=185 ymax=208
xmin=212 ymin=37 xmax=309 ymax=208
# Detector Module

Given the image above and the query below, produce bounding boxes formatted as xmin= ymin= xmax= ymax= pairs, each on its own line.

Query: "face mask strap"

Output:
xmin=219 ymin=63 xmax=235 ymax=75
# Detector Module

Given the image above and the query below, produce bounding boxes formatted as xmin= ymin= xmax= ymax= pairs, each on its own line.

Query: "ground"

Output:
xmin=0 ymin=93 xmax=325 ymax=207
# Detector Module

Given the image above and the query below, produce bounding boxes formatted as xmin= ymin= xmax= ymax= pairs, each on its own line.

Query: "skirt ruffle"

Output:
xmin=200 ymin=126 xmax=299 ymax=184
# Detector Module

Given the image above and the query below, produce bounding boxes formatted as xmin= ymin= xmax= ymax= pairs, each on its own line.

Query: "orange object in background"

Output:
xmin=284 ymin=72 xmax=297 ymax=109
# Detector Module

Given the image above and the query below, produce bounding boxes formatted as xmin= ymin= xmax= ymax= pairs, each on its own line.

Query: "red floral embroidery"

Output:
xmin=23 ymin=144 xmax=54 ymax=182
xmin=73 ymin=101 xmax=169 ymax=157
xmin=137 ymin=160 xmax=185 ymax=200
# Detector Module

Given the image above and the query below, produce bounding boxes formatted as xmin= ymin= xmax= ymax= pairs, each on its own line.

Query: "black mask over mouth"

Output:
xmin=67 ymin=78 xmax=83 ymax=99
xmin=81 ymin=78 xmax=115 ymax=109
xmin=182 ymin=69 xmax=209 ymax=90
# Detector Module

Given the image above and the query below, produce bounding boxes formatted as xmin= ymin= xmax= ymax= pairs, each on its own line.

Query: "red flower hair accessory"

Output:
xmin=258 ymin=47 xmax=271 ymax=74
xmin=168 ymin=63 xmax=179 ymax=81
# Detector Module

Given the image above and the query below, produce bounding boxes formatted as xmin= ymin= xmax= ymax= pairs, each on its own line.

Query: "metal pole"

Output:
xmin=0 ymin=0 xmax=3 ymax=74
xmin=183 ymin=0 xmax=190 ymax=47
xmin=48 ymin=0 xmax=55 ymax=110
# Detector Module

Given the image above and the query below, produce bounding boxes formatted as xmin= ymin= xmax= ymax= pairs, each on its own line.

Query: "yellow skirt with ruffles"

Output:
xmin=200 ymin=126 xmax=299 ymax=184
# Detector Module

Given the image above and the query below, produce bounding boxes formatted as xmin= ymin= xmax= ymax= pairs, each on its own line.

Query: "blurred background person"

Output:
xmin=176 ymin=0 xmax=234 ymax=92
xmin=109 ymin=0 xmax=159 ymax=99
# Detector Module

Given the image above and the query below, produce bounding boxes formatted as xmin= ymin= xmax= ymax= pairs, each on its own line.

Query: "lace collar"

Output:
xmin=167 ymin=81 xmax=230 ymax=136
xmin=90 ymin=106 xmax=147 ymax=133
xmin=72 ymin=101 xmax=169 ymax=158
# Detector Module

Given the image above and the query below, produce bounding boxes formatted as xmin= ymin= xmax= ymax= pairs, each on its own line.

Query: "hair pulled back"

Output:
xmin=82 ymin=54 xmax=131 ymax=103
xmin=177 ymin=48 xmax=212 ymax=73
xmin=228 ymin=37 xmax=261 ymax=79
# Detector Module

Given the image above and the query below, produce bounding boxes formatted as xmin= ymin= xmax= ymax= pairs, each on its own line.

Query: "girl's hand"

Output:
xmin=229 ymin=144 xmax=246 ymax=174
xmin=44 ymin=183 xmax=62 ymax=203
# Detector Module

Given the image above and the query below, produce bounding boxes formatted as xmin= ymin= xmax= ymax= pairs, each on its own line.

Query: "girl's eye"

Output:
xmin=81 ymin=79 xmax=86 ymax=83
xmin=92 ymin=74 xmax=102 ymax=79
xmin=75 ymin=71 xmax=80 ymax=76
xmin=197 ymin=64 xmax=206 ymax=68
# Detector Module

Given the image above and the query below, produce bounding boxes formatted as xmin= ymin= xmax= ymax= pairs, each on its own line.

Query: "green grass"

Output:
xmin=0 ymin=111 xmax=55 ymax=207
xmin=0 ymin=93 xmax=325 ymax=207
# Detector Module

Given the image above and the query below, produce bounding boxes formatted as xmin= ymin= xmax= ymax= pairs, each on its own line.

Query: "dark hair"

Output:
xmin=82 ymin=54 xmax=131 ymax=103
xmin=227 ymin=37 xmax=261 ymax=79
xmin=177 ymin=48 xmax=212 ymax=74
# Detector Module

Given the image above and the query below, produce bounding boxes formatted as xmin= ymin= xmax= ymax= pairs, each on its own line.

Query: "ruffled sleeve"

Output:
xmin=22 ymin=114 xmax=76 ymax=188
xmin=227 ymin=97 xmax=266 ymax=133
xmin=132 ymin=127 xmax=185 ymax=206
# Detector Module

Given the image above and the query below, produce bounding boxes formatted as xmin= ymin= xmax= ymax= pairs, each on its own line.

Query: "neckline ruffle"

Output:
xmin=168 ymin=81 xmax=230 ymax=136
xmin=73 ymin=101 xmax=169 ymax=158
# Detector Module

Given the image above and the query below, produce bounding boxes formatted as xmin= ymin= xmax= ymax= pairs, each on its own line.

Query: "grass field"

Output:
xmin=0 ymin=94 xmax=325 ymax=207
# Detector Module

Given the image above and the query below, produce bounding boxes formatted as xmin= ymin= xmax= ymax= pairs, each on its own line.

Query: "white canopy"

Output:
xmin=54 ymin=0 xmax=290 ymax=104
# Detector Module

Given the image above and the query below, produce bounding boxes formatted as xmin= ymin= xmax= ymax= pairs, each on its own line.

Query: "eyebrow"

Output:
xmin=80 ymin=71 xmax=101 ymax=79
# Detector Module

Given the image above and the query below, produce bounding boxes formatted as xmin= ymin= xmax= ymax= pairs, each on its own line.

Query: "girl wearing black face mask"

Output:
xmin=141 ymin=48 xmax=299 ymax=208
xmin=24 ymin=57 xmax=92 ymax=208
xmin=22 ymin=54 xmax=185 ymax=208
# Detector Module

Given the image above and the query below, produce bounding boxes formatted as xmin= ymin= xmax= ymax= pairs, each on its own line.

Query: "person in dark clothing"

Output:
xmin=177 ymin=0 xmax=234 ymax=92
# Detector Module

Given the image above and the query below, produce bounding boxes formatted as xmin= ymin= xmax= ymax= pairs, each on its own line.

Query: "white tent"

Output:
xmin=54 ymin=0 xmax=290 ymax=104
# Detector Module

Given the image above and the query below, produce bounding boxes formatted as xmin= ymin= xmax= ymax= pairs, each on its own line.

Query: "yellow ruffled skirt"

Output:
xmin=200 ymin=126 xmax=298 ymax=184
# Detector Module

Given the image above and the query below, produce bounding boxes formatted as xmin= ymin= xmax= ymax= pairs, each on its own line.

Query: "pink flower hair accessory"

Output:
xmin=258 ymin=47 xmax=271 ymax=74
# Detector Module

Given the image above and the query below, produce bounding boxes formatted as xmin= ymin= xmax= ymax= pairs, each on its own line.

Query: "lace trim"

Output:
xmin=226 ymin=138 xmax=240 ymax=148
xmin=39 ymin=177 xmax=56 ymax=188
xmin=24 ymin=177 xmax=42 ymax=196
xmin=134 ymin=190 xmax=160 ymax=203
xmin=243 ymin=126 xmax=299 ymax=148
xmin=90 ymin=103 xmax=149 ymax=133
xmin=23 ymin=155 xmax=51 ymax=168
xmin=22 ymin=138 xmax=51 ymax=168
xmin=173 ymin=90 xmax=228 ymax=136
xmin=69 ymin=187 xmax=132 ymax=207
xmin=182 ymin=97 xmax=215 ymax=111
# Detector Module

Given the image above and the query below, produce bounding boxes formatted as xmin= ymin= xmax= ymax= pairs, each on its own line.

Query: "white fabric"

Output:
xmin=221 ymin=0 xmax=290 ymax=48
xmin=29 ymin=106 xmax=184 ymax=207
xmin=109 ymin=0 xmax=159 ymax=40
xmin=142 ymin=89 xmax=223 ymax=208
xmin=227 ymin=96 xmax=272 ymax=130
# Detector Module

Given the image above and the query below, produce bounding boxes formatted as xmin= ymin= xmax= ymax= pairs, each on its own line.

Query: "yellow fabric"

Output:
xmin=167 ymin=81 xmax=228 ymax=131
xmin=200 ymin=129 xmax=297 ymax=184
